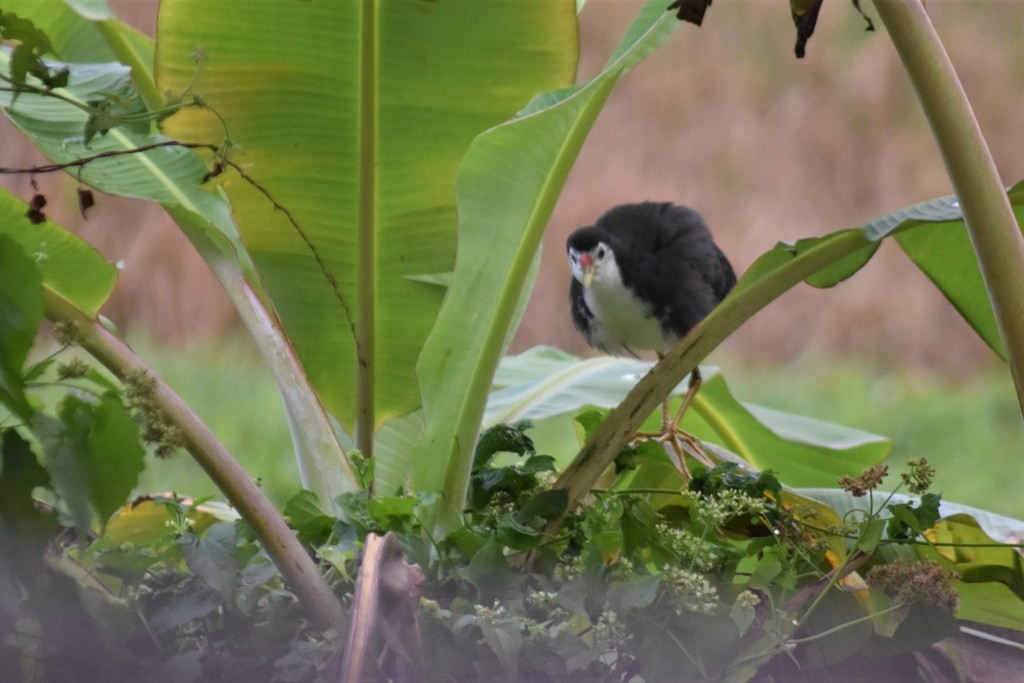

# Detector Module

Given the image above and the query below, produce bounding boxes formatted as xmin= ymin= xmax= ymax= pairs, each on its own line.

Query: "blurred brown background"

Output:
xmin=3 ymin=0 xmax=1023 ymax=376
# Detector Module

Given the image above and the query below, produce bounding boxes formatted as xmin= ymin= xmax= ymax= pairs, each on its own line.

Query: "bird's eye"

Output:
xmin=596 ymin=245 xmax=607 ymax=260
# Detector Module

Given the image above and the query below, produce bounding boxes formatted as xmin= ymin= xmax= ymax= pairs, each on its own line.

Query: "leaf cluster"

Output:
xmin=1 ymin=2 xmax=1023 ymax=680
xmin=3 ymin=494 xmax=331 ymax=682
xmin=0 ymin=10 xmax=68 ymax=91
xmin=4 ymin=407 xmax=1024 ymax=681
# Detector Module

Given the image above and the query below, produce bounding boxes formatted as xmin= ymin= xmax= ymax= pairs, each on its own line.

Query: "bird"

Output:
xmin=566 ymin=201 xmax=736 ymax=474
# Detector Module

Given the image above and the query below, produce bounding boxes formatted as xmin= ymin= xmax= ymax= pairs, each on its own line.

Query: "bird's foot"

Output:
xmin=632 ymin=368 xmax=713 ymax=479
xmin=633 ymin=426 xmax=715 ymax=480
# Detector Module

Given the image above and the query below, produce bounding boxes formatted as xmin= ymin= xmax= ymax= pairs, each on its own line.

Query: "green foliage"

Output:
xmin=155 ymin=0 xmax=579 ymax=451
xmin=0 ymin=239 xmax=147 ymax=535
xmin=1 ymin=1 xmax=1024 ymax=680
xmin=886 ymin=492 xmax=942 ymax=540
xmin=0 ymin=9 xmax=68 ymax=92
xmin=689 ymin=461 xmax=781 ymax=500
xmin=32 ymin=392 xmax=144 ymax=534
xmin=409 ymin=1 xmax=678 ymax=524
xmin=11 ymin=495 xmax=329 ymax=682
xmin=0 ymin=236 xmax=43 ymax=421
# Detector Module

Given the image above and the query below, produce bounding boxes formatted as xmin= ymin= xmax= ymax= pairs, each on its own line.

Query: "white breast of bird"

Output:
xmin=583 ymin=254 xmax=674 ymax=357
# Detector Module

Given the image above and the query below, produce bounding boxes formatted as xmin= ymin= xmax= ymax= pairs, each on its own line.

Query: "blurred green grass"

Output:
xmin=130 ymin=336 xmax=301 ymax=508
xmin=131 ymin=337 xmax=1024 ymax=520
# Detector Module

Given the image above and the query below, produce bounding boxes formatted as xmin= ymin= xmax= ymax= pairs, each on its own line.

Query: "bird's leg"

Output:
xmin=633 ymin=365 xmax=714 ymax=478
xmin=671 ymin=367 xmax=702 ymax=430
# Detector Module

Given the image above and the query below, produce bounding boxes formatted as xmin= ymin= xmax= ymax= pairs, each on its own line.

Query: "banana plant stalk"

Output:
xmin=872 ymin=0 xmax=1024 ymax=418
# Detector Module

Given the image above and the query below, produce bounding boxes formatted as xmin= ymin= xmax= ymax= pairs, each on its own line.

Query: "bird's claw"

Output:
xmin=632 ymin=426 xmax=714 ymax=480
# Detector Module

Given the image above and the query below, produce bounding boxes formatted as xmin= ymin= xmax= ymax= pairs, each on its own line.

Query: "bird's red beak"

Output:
xmin=579 ymin=253 xmax=595 ymax=288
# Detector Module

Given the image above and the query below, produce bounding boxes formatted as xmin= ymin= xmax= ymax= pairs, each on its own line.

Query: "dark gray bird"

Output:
xmin=566 ymin=202 xmax=736 ymax=473
xmin=567 ymin=202 xmax=735 ymax=358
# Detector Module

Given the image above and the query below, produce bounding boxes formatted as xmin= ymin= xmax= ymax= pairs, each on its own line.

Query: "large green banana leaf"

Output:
xmin=408 ymin=1 xmax=680 ymax=525
xmin=893 ymin=180 xmax=1024 ymax=359
xmin=154 ymin=1 xmax=579 ymax=443
xmin=0 ymin=4 xmax=363 ymax=500
xmin=0 ymin=49 xmax=240 ymax=265
xmin=485 ymin=347 xmax=890 ymax=487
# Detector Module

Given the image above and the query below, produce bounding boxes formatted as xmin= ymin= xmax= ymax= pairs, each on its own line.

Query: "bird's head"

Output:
xmin=567 ymin=227 xmax=615 ymax=289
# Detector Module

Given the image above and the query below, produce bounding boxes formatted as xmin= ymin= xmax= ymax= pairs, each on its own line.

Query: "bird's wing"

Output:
xmin=707 ymin=246 xmax=737 ymax=302
xmin=569 ymin=277 xmax=595 ymax=336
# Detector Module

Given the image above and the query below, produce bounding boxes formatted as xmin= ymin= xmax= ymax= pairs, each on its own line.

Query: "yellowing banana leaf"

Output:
xmin=154 ymin=0 xmax=579 ymax=439
xmin=801 ymin=488 xmax=1024 ymax=631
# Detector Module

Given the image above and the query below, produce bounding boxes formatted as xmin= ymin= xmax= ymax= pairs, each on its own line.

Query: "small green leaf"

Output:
xmin=749 ymin=560 xmax=783 ymax=589
xmin=857 ymin=517 xmax=887 ymax=553
xmin=0 ymin=12 xmax=58 ymax=90
xmin=0 ymin=430 xmax=54 ymax=577
xmin=146 ymin=577 xmax=222 ymax=635
xmin=730 ymin=599 xmax=756 ymax=637
xmin=0 ymin=236 xmax=44 ymax=421
xmin=237 ymin=557 xmax=279 ymax=599
xmin=514 ymin=489 xmax=568 ymax=526
xmin=519 ymin=455 xmax=557 ymax=475
xmin=466 ymin=536 xmax=511 ymax=599
xmin=30 ymin=392 xmax=143 ymax=533
xmin=473 ymin=422 xmax=536 ymax=470
xmin=574 ymin=409 xmax=608 ymax=441
xmin=367 ymin=496 xmax=418 ymax=524
xmin=85 ymin=393 xmax=145 ymax=526
xmin=606 ymin=573 xmax=660 ymax=613
xmin=283 ymin=489 xmax=329 ymax=528
xmin=335 ymin=490 xmax=375 ymax=534
xmin=478 ymin=619 xmax=523 ymax=682
xmin=556 ymin=562 xmax=606 ymax=617
xmin=887 ymin=493 xmax=942 ymax=540
xmin=285 ymin=490 xmax=336 ymax=545
xmin=620 ymin=499 xmax=660 ymax=558
xmin=32 ymin=406 xmax=92 ymax=534
xmin=178 ymin=521 xmax=238 ymax=599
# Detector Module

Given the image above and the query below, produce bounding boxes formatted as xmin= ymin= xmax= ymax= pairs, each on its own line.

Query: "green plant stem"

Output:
xmin=800 ymin=521 xmax=1024 ymax=549
xmin=872 ymin=0 xmax=1024 ymax=419
xmin=0 ymin=81 xmax=93 ymax=114
xmin=93 ymin=19 xmax=164 ymax=113
xmin=550 ymin=230 xmax=870 ymax=517
xmin=728 ymin=601 xmax=906 ymax=674
xmin=43 ymin=292 xmax=345 ymax=631
xmin=211 ymin=255 xmax=359 ymax=507
xmin=790 ymin=550 xmax=866 ymax=636
xmin=355 ymin=0 xmax=378 ymax=459
xmin=790 ymin=602 xmax=906 ymax=645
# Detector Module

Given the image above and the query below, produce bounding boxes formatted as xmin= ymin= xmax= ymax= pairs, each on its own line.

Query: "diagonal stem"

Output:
xmin=43 ymin=291 xmax=344 ymax=631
